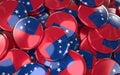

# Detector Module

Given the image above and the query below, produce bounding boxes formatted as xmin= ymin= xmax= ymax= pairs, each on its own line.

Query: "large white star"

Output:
xmin=57 ymin=68 xmax=61 ymax=72
xmin=58 ymin=39 xmax=62 ymax=43
xmin=15 ymin=10 xmax=19 ymax=14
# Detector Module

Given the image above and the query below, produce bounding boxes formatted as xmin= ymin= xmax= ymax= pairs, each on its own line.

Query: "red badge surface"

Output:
xmin=13 ymin=17 xmax=43 ymax=50
xmin=45 ymin=0 xmax=71 ymax=10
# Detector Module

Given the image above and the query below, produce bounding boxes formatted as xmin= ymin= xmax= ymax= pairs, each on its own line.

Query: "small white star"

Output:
xmin=27 ymin=2 xmax=30 ymax=5
xmin=42 ymin=21 xmax=45 ymax=23
xmin=24 ymin=23 xmax=27 ymax=26
xmin=59 ymin=50 xmax=62 ymax=54
xmin=84 ymin=2 xmax=87 ymax=5
xmin=31 ymin=56 xmax=34 ymax=59
xmin=58 ymin=39 xmax=62 ymax=43
xmin=7 ymin=73 xmax=10 ymax=75
xmin=28 ymin=20 xmax=31 ymax=23
xmin=30 ymin=70 xmax=33 ymax=73
xmin=31 ymin=63 xmax=34 ymax=65
xmin=67 ymin=43 xmax=70 ymax=47
xmin=76 ymin=50 xmax=80 ymax=53
xmin=15 ymin=10 xmax=19 ymax=14
xmin=69 ymin=10 xmax=72 ymax=13
xmin=81 ymin=54 xmax=84 ymax=57
xmin=75 ymin=38 xmax=77 ymax=41
xmin=18 ymin=15 xmax=21 ymax=18
xmin=59 ymin=46 xmax=62 ymax=48
xmin=41 ymin=17 xmax=44 ymax=20
xmin=113 ymin=69 xmax=116 ymax=73
xmin=25 ymin=73 xmax=28 ymax=75
xmin=99 ymin=10 xmax=102 ymax=13
xmin=2 ymin=72 xmax=5 ymax=75
xmin=65 ymin=50 xmax=68 ymax=53
xmin=70 ymin=41 xmax=73 ymax=44
xmin=22 ymin=2 xmax=25 ymax=4
xmin=24 ymin=64 xmax=27 ymax=67
xmin=34 ymin=67 xmax=37 ymax=70
xmin=24 ymin=10 xmax=27 ymax=13
xmin=20 ymin=26 xmax=23 ymax=29
xmin=57 ymin=63 xmax=60 ymax=66
xmin=57 ymin=68 xmax=61 ymax=72
xmin=18 ymin=0 xmax=21 ymax=3
xmin=66 ymin=30 xmax=69 ymax=33
xmin=101 ymin=18 xmax=104 ymax=20
xmin=50 ymin=65 xmax=52 ymax=68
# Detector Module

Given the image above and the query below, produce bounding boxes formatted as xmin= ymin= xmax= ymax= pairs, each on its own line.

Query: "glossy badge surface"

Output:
xmin=13 ymin=17 xmax=43 ymax=50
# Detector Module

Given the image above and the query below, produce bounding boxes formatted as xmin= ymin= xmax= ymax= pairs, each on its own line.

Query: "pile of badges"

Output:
xmin=0 ymin=0 xmax=120 ymax=75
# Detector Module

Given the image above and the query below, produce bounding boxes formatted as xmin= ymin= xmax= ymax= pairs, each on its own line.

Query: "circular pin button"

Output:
xmin=16 ymin=63 xmax=50 ymax=75
xmin=13 ymin=17 xmax=43 ymax=50
xmin=37 ymin=26 xmax=69 ymax=61
xmin=49 ymin=50 xmax=86 ymax=75
xmin=0 ymin=32 xmax=9 ymax=60
xmin=17 ymin=0 xmax=44 ymax=12
xmin=88 ymin=29 xmax=119 ymax=54
xmin=98 ymin=13 xmax=120 ymax=40
xmin=80 ymin=0 xmax=104 ymax=6
xmin=0 ymin=49 xmax=31 ymax=74
xmin=92 ymin=58 xmax=120 ymax=75
xmin=45 ymin=11 xmax=78 ymax=39
xmin=78 ymin=5 xmax=108 ymax=28
xmin=0 ymin=0 xmax=28 ymax=31
xmin=45 ymin=0 xmax=71 ymax=10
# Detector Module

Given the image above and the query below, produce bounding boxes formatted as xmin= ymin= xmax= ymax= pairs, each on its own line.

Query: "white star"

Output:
xmin=42 ymin=21 xmax=45 ymax=23
xmin=31 ymin=56 xmax=34 ymax=59
xmin=66 ymin=30 xmax=69 ymax=33
xmin=65 ymin=50 xmax=68 ymax=53
xmin=28 ymin=20 xmax=30 ymax=23
xmin=18 ymin=0 xmax=21 ymax=3
xmin=59 ymin=46 xmax=62 ymax=48
xmin=24 ymin=10 xmax=27 ymax=13
xmin=57 ymin=68 xmax=61 ymax=72
xmin=99 ymin=10 xmax=102 ymax=13
xmin=27 ymin=2 xmax=30 ymax=5
xmin=50 ymin=65 xmax=52 ymax=68
xmin=25 ymin=73 xmax=28 ymax=75
xmin=84 ymin=2 xmax=87 ymax=5
xmin=67 ymin=43 xmax=70 ymax=47
xmin=18 ymin=15 xmax=21 ymax=18
xmin=34 ymin=67 xmax=37 ymax=70
xmin=113 ymin=69 xmax=116 ymax=73
xmin=24 ymin=64 xmax=27 ymax=67
xmin=69 ymin=10 xmax=72 ymax=13
xmin=81 ymin=54 xmax=84 ymax=57
xmin=31 ymin=63 xmax=34 ymax=65
xmin=75 ymin=38 xmax=77 ymax=41
xmin=7 ymin=73 xmax=10 ymax=75
xmin=15 ymin=10 xmax=19 ymax=14
xmin=22 ymin=2 xmax=25 ymax=4
xmin=58 ymin=39 xmax=62 ymax=43
xmin=24 ymin=23 xmax=27 ymax=26
xmin=41 ymin=17 xmax=44 ymax=20
xmin=2 ymin=72 xmax=5 ymax=75
xmin=70 ymin=41 xmax=73 ymax=44
xmin=101 ymin=18 xmax=104 ymax=20
xmin=76 ymin=50 xmax=80 ymax=53
xmin=59 ymin=50 xmax=62 ymax=54
xmin=20 ymin=26 xmax=23 ymax=29
xmin=30 ymin=70 xmax=33 ymax=73
xmin=57 ymin=63 xmax=60 ymax=66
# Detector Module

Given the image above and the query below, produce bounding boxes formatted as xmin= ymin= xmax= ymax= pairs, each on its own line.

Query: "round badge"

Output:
xmin=80 ymin=0 xmax=104 ymax=6
xmin=98 ymin=13 xmax=120 ymax=40
xmin=17 ymin=0 xmax=44 ymax=12
xmin=45 ymin=0 xmax=71 ymax=10
xmin=76 ymin=50 xmax=97 ymax=69
xmin=16 ymin=62 xmax=50 ymax=75
xmin=49 ymin=50 xmax=86 ymax=75
xmin=88 ymin=29 xmax=119 ymax=54
xmin=0 ymin=32 xmax=9 ymax=60
xmin=0 ymin=49 xmax=31 ymax=74
xmin=37 ymin=26 xmax=69 ymax=61
xmin=0 ymin=0 xmax=28 ymax=31
xmin=13 ymin=17 xmax=43 ymax=50
xmin=45 ymin=11 xmax=78 ymax=39
xmin=78 ymin=5 xmax=108 ymax=28
xmin=92 ymin=58 xmax=120 ymax=75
